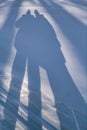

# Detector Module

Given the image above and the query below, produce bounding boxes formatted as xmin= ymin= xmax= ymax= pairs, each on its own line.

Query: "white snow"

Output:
xmin=0 ymin=0 xmax=87 ymax=130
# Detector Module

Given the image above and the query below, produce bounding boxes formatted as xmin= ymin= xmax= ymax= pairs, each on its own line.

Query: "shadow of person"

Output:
xmin=37 ymin=1 xmax=87 ymax=129
xmin=32 ymin=10 xmax=87 ymax=130
xmin=2 ymin=9 xmax=87 ymax=130
xmin=15 ymin=10 xmax=42 ymax=130
xmin=2 ymin=10 xmax=42 ymax=130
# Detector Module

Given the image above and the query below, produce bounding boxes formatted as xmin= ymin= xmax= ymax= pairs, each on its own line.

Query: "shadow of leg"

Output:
xmin=46 ymin=65 xmax=87 ymax=130
xmin=1 ymin=52 xmax=26 ymax=130
xmin=27 ymin=62 xmax=42 ymax=130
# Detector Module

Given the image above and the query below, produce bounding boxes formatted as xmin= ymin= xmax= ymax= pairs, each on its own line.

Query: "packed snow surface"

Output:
xmin=0 ymin=0 xmax=87 ymax=130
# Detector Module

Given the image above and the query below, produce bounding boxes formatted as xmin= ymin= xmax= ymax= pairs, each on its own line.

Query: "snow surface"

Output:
xmin=0 ymin=0 xmax=87 ymax=130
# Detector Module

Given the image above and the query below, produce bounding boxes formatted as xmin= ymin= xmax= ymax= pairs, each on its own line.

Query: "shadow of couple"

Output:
xmin=2 ymin=10 xmax=87 ymax=130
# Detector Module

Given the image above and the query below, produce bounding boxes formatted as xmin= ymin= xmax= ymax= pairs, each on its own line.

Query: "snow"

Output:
xmin=0 ymin=0 xmax=87 ymax=130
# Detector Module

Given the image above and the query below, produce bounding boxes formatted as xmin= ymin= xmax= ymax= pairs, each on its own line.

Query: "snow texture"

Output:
xmin=0 ymin=0 xmax=87 ymax=130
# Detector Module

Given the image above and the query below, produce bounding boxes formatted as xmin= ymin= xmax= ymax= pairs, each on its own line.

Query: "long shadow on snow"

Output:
xmin=1 ymin=10 xmax=42 ymax=130
xmin=2 ymin=7 xmax=87 ymax=130
xmin=39 ymin=0 xmax=87 ymax=129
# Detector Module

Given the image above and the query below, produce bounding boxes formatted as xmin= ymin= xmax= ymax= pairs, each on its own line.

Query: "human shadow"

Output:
xmin=15 ymin=10 xmax=42 ymax=130
xmin=36 ymin=1 xmax=87 ymax=129
xmin=2 ymin=10 xmax=42 ymax=130
xmin=33 ymin=10 xmax=87 ymax=130
xmin=2 ymin=8 xmax=87 ymax=130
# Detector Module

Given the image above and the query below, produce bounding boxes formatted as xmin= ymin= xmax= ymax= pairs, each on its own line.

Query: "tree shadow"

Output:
xmin=1 ymin=7 xmax=87 ymax=130
xmin=67 ymin=0 xmax=87 ymax=7
xmin=0 ymin=0 xmax=23 ymax=73
xmin=0 ymin=0 xmax=23 ymax=129
xmin=0 ymin=0 xmax=11 ymax=8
